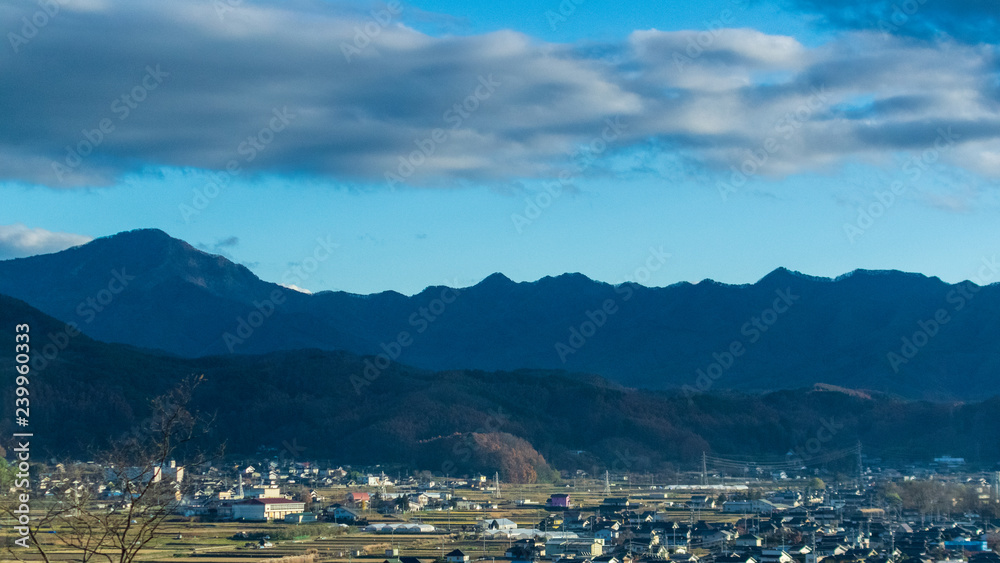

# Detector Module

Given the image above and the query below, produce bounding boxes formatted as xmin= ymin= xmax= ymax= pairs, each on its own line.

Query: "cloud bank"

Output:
xmin=1 ymin=0 xmax=997 ymax=189
xmin=0 ymin=224 xmax=92 ymax=260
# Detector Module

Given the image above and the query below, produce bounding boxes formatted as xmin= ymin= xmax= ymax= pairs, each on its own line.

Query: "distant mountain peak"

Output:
xmin=476 ymin=272 xmax=515 ymax=287
xmin=757 ymin=266 xmax=825 ymax=284
xmin=555 ymin=272 xmax=595 ymax=282
xmin=83 ymin=227 xmax=195 ymax=255
xmin=118 ymin=227 xmax=172 ymax=238
xmin=537 ymin=272 xmax=599 ymax=287
xmin=95 ymin=227 xmax=177 ymax=245
xmin=836 ymin=268 xmax=925 ymax=280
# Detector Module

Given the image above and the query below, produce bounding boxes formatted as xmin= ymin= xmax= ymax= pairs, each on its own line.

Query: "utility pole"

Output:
xmin=856 ymin=442 xmax=863 ymax=490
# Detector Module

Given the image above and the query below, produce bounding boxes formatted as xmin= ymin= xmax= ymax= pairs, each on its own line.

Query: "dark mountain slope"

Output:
xmin=2 ymin=293 xmax=999 ymax=475
xmin=1 ymin=230 xmax=999 ymax=399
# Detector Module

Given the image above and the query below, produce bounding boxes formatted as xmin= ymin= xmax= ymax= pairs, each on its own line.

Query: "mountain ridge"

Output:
xmin=5 ymin=227 xmax=976 ymax=295
xmin=1 ymin=229 xmax=999 ymax=400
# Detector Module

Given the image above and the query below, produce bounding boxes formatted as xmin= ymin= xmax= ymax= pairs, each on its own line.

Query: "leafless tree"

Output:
xmin=2 ymin=376 xmax=220 ymax=563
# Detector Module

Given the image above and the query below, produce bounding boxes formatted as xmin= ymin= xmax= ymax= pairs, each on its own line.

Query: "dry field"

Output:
xmin=2 ymin=480 xmax=752 ymax=562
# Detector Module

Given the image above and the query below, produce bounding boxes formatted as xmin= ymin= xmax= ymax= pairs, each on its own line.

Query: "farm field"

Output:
xmin=2 ymin=479 xmax=756 ymax=562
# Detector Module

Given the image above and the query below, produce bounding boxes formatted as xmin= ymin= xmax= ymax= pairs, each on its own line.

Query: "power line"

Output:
xmin=704 ymin=444 xmax=862 ymax=472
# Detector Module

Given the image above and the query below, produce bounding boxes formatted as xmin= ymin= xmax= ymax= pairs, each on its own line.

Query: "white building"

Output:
xmin=245 ymin=485 xmax=283 ymax=499
xmin=285 ymin=512 xmax=318 ymax=523
xmin=480 ymin=518 xmax=518 ymax=531
xmin=722 ymin=500 xmax=778 ymax=514
xmin=232 ymin=498 xmax=306 ymax=521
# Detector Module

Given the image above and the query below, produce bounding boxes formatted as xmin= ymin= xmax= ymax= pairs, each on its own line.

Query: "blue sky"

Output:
xmin=1 ymin=0 xmax=998 ymax=294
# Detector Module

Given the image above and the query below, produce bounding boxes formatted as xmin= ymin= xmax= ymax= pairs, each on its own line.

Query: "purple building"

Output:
xmin=548 ymin=493 xmax=571 ymax=508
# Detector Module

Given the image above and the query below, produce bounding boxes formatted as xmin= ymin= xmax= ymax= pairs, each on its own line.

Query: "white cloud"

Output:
xmin=0 ymin=224 xmax=93 ymax=260
xmin=0 ymin=0 xmax=997 ymax=191
xmin=279 ymin=283 xmax=312 ymax=294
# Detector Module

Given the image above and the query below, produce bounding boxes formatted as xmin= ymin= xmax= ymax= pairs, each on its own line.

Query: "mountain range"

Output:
xmin=2 ymin=291 xmax=999 ymax=473
xmin=1 ymin=228 xmax=999 ymax=400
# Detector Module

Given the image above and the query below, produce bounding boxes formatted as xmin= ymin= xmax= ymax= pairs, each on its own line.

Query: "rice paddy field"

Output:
xmin=1 ymin=480 xmax=750 ymax=562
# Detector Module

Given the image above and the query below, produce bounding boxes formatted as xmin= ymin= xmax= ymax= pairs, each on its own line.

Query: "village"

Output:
xmin=9 ymin=456 xmax=999 ymax=563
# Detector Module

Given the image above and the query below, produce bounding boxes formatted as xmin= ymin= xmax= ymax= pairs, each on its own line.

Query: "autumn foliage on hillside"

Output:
xmin=415 ymin=432 xmax=559 ymax=483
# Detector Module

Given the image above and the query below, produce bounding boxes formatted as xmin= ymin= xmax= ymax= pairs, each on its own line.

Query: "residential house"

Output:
xmin=624 ymin=539 xmax=666 ymax=558
xmin=596 ymin=527 xmax=621 ymax=543
xmin=593 ymin=555 xmax=633 ymax=563
xmin=539 ymin=515 xmax=565 ymax=531
xmin=548 ymin=493 xmax=572 ymax=509
xmin=409 ymin=493 xmax=430 ymax=508
xmin=689 ymin=495 xmax=716 ymax=509
xmin=347 ymin=491 xmax=371 ymax=508
xmin=733 ymin=534 xmax=764 ymax=548
xmin=506 ymin=539 xmax=545 ymax=563
xmin=758 ymin=549 xmax=796 ymax=563
xmin=603 ymin=497 xmax=632 ymax=509
xmin=383 ymin=556 xmax=426 ymax=563
xmin=671 ymin=551 xmax=700 ymax=563
xmin=692 ymin=522 xmax=731 ymax=548
xmin=331 ymin=506 xmax=363 ymax=523
xmin=548 ymin=538 xmax=604 ymax=558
